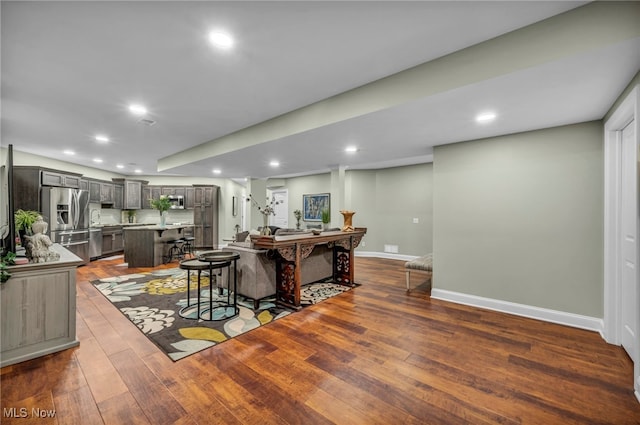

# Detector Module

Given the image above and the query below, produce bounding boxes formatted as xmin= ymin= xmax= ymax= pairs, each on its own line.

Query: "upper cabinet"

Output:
xmin=41 ymin=170 xmax=82 ymax=189
xmin=113 ymin=184 xmax=123 ymax=209
xmin=113 ymin=179 xmax=147 ymax=210
xmin=88 ymin=179 xmax=118 ymax=205
xmin=100 ymin=183 xmax=114 ymax=204
xmin=142 ymin=185 xmax=193 ymax=209
xmin=88 ymin=180 xmax=101 ymax=203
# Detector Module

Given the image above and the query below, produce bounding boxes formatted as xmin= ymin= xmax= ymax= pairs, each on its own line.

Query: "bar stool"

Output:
xmin=164 ymin=239 xmax=184 ymax=264
xmin=180 ymin=236 xmax=195 ymax=259
xmin=178 ymin=259 xmax=212 ymax=319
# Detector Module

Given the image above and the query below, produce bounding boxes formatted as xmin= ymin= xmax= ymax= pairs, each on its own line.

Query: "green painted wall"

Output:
xmin=272 ymin=163 xmax=433 ymax=256
xmin=433 ymin=121 xmax=604 ymax=317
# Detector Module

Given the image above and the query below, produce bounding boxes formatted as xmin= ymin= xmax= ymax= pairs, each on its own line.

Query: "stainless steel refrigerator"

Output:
xmin=41 ymin=187 xmax=90 ymax=264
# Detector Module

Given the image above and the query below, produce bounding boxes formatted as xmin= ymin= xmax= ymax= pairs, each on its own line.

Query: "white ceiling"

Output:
xmin=2 ymin=1 xmax=639 ymax=181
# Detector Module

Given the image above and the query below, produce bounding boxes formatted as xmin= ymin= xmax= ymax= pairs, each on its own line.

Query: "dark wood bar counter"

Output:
xmin=250 ymin=228 xmax=367 ymax=308
xmin=123 ymin=224 xmax=193 ymax=267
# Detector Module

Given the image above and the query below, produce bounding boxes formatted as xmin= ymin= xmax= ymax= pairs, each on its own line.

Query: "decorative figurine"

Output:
xmin=24 ymin=215 xmax=60 ymax=263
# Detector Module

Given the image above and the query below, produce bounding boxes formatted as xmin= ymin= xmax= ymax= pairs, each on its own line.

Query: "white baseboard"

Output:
xmin=431 ymin=288 xmax=605 ymax=336
xmin=355 ymin=251 xmax=417 ymax=261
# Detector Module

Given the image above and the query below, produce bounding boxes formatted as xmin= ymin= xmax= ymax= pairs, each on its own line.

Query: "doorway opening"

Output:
xmin=604 ymin=85 xmax=639 ymax=402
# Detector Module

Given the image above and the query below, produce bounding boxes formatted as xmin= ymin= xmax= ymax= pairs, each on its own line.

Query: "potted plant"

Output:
xmin=1 ymin=251 xmax=16 ymax=283
xmin=294 ymin=209 xmax=302 ymax=230
xmin=321 ymin=208 xmax=330 ymax=230
xmin=126 ymin=209 xmax=136 ymax=223
xmin=15 ymin=209 xmax=41 ymax=244
xmin=149 ymin=196 xmax=171 ymax=227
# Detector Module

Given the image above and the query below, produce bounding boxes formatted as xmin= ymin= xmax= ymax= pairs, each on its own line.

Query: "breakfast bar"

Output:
xmin=123 ymin=224 xmax=193 ymax=267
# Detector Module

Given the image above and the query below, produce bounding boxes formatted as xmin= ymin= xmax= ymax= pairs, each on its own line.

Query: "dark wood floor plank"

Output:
xmin=1 ymin=255 xmax=639 ymax=424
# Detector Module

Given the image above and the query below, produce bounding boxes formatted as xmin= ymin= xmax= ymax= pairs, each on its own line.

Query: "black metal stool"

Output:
xmin=178 ymin=259 xmax=212 ymax=319
xmin=181 ymin=236 xmax=195 ymax=259
xmin=164 ymin=239 xmax=184 ymax=264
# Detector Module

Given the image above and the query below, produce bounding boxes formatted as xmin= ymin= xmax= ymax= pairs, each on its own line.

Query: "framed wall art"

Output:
xmin=303 ymin=193 xmax=330 ymax=221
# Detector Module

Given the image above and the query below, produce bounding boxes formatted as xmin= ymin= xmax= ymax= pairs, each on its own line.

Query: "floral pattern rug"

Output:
xmin=91 ymin=268 xmax=353 ymax=361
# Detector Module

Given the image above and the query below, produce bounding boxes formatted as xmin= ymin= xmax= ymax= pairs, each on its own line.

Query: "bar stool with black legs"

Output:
xmin=180 ymin=236 xmax=195 ymax=259
xmin=163 ymin=239 xmax=184 ymax=264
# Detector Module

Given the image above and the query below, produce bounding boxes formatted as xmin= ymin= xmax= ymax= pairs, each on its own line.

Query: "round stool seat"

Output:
xmin=182 ymin=236 xmax=195 ymax=241
xmin=179 ymin=259 xmax=211 ymax=271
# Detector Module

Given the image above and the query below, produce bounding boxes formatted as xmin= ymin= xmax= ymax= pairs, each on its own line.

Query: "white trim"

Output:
xmin=604 ymin=85 xmax=638 ymax=344
xmin=355 ymin=251 xmax=417 ymax=261
xmin=431 ymin=289 xmax=604 ymax=336
xmin=603 ymin=84 xmax=640 ymax=401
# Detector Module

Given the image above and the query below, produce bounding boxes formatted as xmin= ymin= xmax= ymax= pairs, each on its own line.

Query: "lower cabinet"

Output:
xmin=101 ymin=226 xmax=124 ymax=255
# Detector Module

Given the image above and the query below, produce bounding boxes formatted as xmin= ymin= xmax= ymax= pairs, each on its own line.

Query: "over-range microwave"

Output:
xmin=167 ymin=195 xmax=184 ymax=209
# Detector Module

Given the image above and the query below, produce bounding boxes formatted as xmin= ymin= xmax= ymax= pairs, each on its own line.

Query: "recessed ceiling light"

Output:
xmin=116 ymin=164 xmax=124 ymax=169
xmin=345 ymin=146 xmax=358 ymax=153
xmin=129 ymin=104 xmax=148 ymax=116
xmin=269 ymin=160 xmax=280 ymax=167
xmin=134 ymin=169 xmax=142 ymax=174
xmin=63 ymin=150 xmax=75 ymax=155
xmin=476 ymin=112 xmax=497 ymax=123
xmin=95 ymin=135 xmax=109 ymax=143
xmin=93 ymin=158 xmax=103 ymax=163
xmin=212 ymin=169 xmax=221 ymax=174
xmin=208 ymin=31 xmax=234 ymax=49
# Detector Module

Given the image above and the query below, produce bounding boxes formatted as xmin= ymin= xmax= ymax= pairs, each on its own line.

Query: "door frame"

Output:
xmin=604 ymin=85 xmax=639 ymax=401
xmin=268 ymin=189 xmax=289 ymax=228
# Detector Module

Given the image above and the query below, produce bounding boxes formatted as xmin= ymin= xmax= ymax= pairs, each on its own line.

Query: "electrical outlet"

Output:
xmin=361 ymin=241 xmax=366 ymax=247
xmin=413 ymin=218 xmax=419 ymax=224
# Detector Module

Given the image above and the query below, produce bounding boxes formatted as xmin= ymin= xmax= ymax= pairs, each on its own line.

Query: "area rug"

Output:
xmin=91 ymin=268 xmax=353 ymax=361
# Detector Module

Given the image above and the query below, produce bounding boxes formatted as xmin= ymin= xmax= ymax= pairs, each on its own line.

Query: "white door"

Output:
xmin=621 ymin=119 xmax=638 ymax=360
xmin=270 ymin=190 xmax=288 ymax=228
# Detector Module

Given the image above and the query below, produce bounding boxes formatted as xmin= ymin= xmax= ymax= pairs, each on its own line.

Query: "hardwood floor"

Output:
xmin=2 ymin=255 xmax=639 ymax=424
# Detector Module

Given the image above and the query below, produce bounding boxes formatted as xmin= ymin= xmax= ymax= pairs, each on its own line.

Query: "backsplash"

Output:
xmin=90 ymin=203 xmax=194 ymax=225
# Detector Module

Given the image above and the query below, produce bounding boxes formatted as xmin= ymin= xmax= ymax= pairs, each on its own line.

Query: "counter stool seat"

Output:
xmin=181 ymin=236 xmax=195 ymax=259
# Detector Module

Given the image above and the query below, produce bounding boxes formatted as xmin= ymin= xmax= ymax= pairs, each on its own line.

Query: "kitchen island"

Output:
xmin=1 ymin=244 xmax=83 ymax=367
xmin=123 ymin=224 xmax=193 ymax=267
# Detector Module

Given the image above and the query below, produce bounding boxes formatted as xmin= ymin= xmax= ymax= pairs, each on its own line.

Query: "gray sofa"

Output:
xmin=223 ymin=239 xmax=333 ymax=309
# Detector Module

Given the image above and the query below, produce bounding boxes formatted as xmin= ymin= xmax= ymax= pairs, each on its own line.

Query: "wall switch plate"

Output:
xmin=413 ymin=218 xmax=419 ymax=224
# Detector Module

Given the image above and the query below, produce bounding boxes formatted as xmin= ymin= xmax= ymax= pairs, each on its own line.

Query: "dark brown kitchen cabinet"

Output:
xmin=142 ymin=185 xmax=151 ymax=209
xmin=185 ymin=187 xmax=195 ymax=209
xmin=160 ymin=186 xmax=186 ymax=197
xmin=40 ymin=170 xmax=81 ymax=188
xmin=113 ymin=179 xmax=146 ymax=210
xmin=193 ymin=185 xmax=219 ymax=249
xmin=12 ymin=166 xmax=84 ymax=213
xmin=88 ymin=180 xmax=120 ymax=205
xmin=142 ymin=185 xmax=162 ymax=209
xmin=100 ymin=183 xmax=114 ymax=204
xmin=89 ymin=181 xmax=101 ymax=203
xmin=113 ymin=184 xmax=123 ymax=209
xmin=101 ymin=226 xmax=124 ymax=255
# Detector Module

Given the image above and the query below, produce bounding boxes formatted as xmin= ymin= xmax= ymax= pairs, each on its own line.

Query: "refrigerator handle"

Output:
xmin=72 ymin=190 xmax=79 ymax=229
xmin=76 ymin=191 xmax=81 ymax=229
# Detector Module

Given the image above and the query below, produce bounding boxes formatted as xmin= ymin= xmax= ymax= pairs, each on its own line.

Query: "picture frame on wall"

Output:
xmin=232 ymin=196 xmax=237 ymax=217
xmin=303 ymin=193 xmax=330 ymax=221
